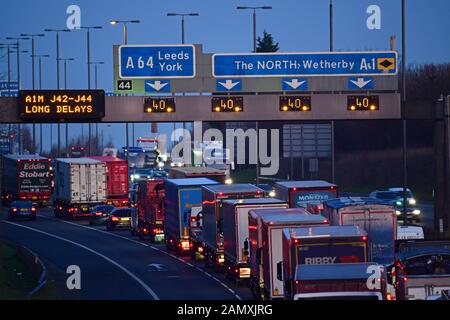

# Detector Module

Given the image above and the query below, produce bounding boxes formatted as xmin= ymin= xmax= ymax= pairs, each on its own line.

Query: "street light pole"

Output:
xmin=401 ymin=0 xmax=408 ymax=225
xmin=33 ymin=53 xmax=49 ymax=155
xmin=110 ymin=19 xmax=140 ymax=158
xmin=329 ymin=0 xmax=333 ymax=52
xmin=236 ymin=6 xmax=272 ymax=185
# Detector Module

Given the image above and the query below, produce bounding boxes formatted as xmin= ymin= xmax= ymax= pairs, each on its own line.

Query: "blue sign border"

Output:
xmin=212 ymin=51 xmax=398 ymax=78
xmin=119 ymin=44 xmax=196 ymax=79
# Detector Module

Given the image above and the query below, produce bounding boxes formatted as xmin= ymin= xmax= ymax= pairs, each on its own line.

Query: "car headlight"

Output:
xmin=269 ymin=191 xmax=276 ymax=198
xmin=170 ymin=162 xmax=175 ymax=167
xmin=224 ymin=178 xmax=233 ymax=185
xmin=134 ymin=174 xmax=140 ymax=179
xmin=396 ymin=210 xmax=402 ymax=216
xmin=413 ymin=209 xmax=421 ymax=215
xmin=409 ymin=199 xmax=417 ymax=205
xmin=396 ymin=201 xmax=403 ymax=206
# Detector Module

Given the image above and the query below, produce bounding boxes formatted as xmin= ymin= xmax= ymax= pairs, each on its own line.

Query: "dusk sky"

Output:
xmin=1 ymin=0 xmax=449 ymax=152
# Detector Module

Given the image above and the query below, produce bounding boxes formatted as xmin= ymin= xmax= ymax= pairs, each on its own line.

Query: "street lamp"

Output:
xmin=57 ymin=57 xmax=75 ymax=89
xmin=43 ymin=29 xmax=70 ymax=90
xmin=166 ymin=13 xmax=199 ymax=44
xmin=109 ymin=20 xmax=140 ymax=45
xmin=89 ymin=61 xmax=105 ymax=89
xmin=401 ymin=0 xmax=408 ymax=225
xmin=20 ymin=33 xmax=45 ymax=154
xmin=110 ymin=19 xmax=140 ymax=155
xmin=44 ymin=28 xmax=70 ymax=158
xmin=79 ymin=26 xmax=102 ymax=89
xmin=89 ymin=61 xmax=104 ymax=155
xmin=30 ymin=53 xmax=49 ymax=155
xmin=236 ymin=6 xmax=272 ymax=52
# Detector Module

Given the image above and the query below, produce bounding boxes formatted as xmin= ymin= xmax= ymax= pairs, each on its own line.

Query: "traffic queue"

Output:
xmin=1 ymin=155 xmax=450 ymax=300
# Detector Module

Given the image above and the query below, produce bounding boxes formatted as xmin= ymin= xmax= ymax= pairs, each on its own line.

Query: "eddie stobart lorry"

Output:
xmin=277 ymin=226 xmax=387 ymax=300
xmin=201 ymin=184 xmax=265 ymax=270
xmin=53 ymin=158 xmax=107 ymax=218
xmin=274 ymin=180 xmax=338 ymax=214
xmin=1 ymin=155 xmax=52 ymax=206
xmin=164 ymin=178 xmax=219 ymax=255
xmin=221 ymin=198 xmax=289 ymax=284
xmin=248 ymin=208 xmax=329 ymax=300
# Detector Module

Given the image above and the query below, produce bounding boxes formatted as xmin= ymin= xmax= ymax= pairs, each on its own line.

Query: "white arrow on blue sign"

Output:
xmin=348 ymin=77 xmax=374 ymax=90
xmin=282 ymin=78 xmax=308 ymax=91
xmin=216 ymin=79 xmax=242 ymax=92
xmin=145 ymin=80 xmax=171 ymax=93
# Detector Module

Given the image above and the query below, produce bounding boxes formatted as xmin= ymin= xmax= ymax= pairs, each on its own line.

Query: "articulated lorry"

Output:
xmin=278 ymin=225 xmax=374 ymax=300
xmin=53 ymin=158 xmax=107 ymax=218
xmin=274 ymin=180 xmax=338 ymax=213
xmin=393 ymin=241 xmax=450 ymax=300
xmin=164 ymin=178 xmax=219 ymax=255
xmin=131 ymin=179 xmax=165 ymax=241
xmin=324 ymin=197 xmax=397 ymax=265
xmin=221 ymin=198 xmax=289 ymax=283
xmin=248 ymin=208 xmax=329 ymax=300
xmin=201 ymin=184 xmax=265 ymax=270
xmin=89 ymin=156 xmax=128 ymax=207
xmin=1 ymin=155 xmax=52 ymax=206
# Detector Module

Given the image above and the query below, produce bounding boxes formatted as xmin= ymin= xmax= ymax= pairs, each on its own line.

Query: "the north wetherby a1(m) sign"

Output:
xmin=212 ymin=51 xmax=398 ymax=78
xmin=119 ymin=44 xmax=196 ymax=79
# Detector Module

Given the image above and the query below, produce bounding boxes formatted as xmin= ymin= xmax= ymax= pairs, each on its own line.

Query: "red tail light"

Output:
xmin=95 ymin=212 xmax=102 ymax=216
xmin=31 ymin=207 xmax=36 ymax=212
xmin=111 ymin=216 xmax=119 ymax=222
xmin=362 ymin=236 xmax=368 ymax=241
xmin=12 ymin=208 xmax=18 ymax=213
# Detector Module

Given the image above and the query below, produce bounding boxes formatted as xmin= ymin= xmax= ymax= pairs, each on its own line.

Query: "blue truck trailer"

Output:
xmin=164 ymin=178 xmax=218 ymax=255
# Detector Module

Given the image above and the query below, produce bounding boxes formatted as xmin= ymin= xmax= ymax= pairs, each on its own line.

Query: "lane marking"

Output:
xmin=35 ymin=213 xmax=243 ymax=300
xmin=2 ymin=220 xmax=160 ymax=300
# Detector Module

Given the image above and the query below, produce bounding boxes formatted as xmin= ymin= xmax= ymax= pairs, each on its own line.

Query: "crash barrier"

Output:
xmin=16 ymin=245 xmax=47 ymax=298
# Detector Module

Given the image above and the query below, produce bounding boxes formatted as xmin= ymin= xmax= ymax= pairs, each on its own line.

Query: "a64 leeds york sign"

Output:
xmin=19 ymin=90 xmax=105 ymax=121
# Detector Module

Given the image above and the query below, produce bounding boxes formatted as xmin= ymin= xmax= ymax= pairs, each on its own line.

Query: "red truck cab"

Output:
xmin=279 ymin=225 xmax=372 ymax=300
xmin=288 ymin=263 xmax=388 ymax=300
xmin=132 ymin=179 xmax=165 ymax=242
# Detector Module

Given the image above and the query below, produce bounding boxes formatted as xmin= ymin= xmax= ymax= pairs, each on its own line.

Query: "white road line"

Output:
xmin=2 ymin=220 xmax=160 ymax=300
xmin=35 ymin=213 xmax=243 ymax=300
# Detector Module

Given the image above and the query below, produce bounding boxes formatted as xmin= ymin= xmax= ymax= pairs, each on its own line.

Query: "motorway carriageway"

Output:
xmin=0 ymin=208 xmax=251 ymax=300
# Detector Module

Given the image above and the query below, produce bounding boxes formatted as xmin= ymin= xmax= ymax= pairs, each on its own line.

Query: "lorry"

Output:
xmin=201 ymin=184 xmax=265 ymax=270
xmin=393 ymin=241 xmax=450 ymax=300
xmin=164 ymin=178 xmax=219 ymax=255
xmin=274 ymin=180 xmax=338 ymax=213
xmin=221 ymin=198 xmax=289 ymax=284
xmin=131 ymin=179 xmax=165 ymax=242
xmin=248 ymin=208 xmax=329 ymax=300
xmin=53 ymin=158 xmax=107 ymax=219
xmin=168 ymin=166 xmax=229 ymax=184
xmin=324 ymin=197 xmax=397 ymax=265
xmin=1 ymin=155 xmax=52 ymax=206
xmin=89 ymin=156 xmax=129 ymax=207
xmin=278 ymin=225 xmax=373 ymax=300
xmin=281 ymin=263 xmax=388 ymax=300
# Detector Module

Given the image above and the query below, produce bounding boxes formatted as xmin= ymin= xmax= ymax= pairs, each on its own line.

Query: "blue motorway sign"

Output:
xmin=0 ymin=81 xmax=19 ymax=91
xmin=119 ymin=45 xmax=196 ymax=79
xmin=213 ymin=51 xmax=398 ymax=78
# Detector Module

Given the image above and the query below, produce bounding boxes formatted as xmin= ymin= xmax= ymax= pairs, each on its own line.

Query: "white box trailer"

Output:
xmin=221 ymin=198 xmax=289 ymax=282
xmin=324 ymin=197 xmax=397 ymax=265
xmin=54 ymin=158 xmax=107 ymax=218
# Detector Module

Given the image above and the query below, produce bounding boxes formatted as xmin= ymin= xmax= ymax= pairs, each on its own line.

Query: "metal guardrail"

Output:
xmin=16 ymin=245 xmax=47 ymax=298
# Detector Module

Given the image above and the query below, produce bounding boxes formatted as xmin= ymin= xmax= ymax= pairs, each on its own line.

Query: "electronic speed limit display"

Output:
xmin=211 ymin=97 xmax=244 ymax=113
xmin=347 ymin=95 xmax=380 ymax=111
xmin=144 ymin=97 xmax=176 ymax=113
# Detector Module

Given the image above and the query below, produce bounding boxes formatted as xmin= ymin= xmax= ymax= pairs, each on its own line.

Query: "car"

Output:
xmin=89 ymin=205 xmax=115 ymax=226
xmin=8 ymin=201 xmax=37 ymax=221
xmin=106 ymin=208 xmax=134 ymax=230
xmin=369 ymin=189 xmax=421 ymax=222
xmin=149 ymin=169 xmax=168 ymax=180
